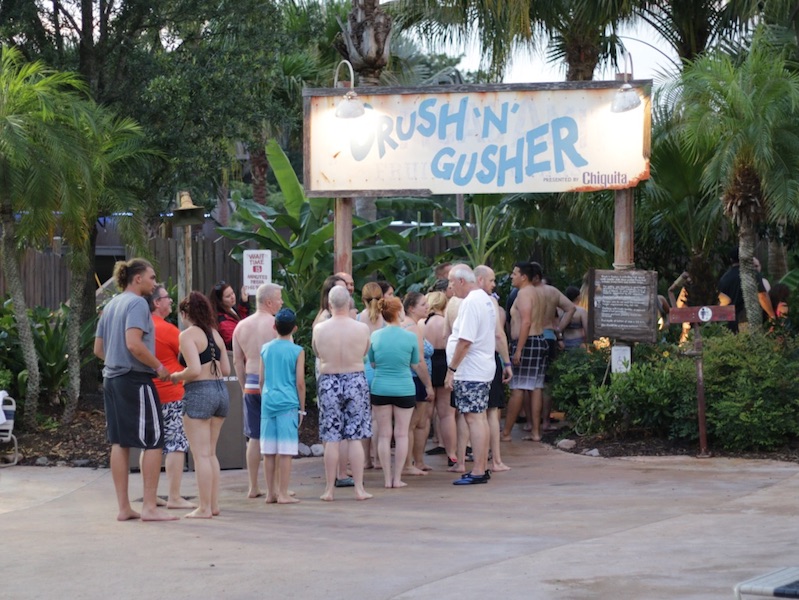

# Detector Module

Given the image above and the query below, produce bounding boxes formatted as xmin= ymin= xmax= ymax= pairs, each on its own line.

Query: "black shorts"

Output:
xmin=371 ymin=393 xmax=416 ymax=410
xmin=104 ymin=371 xmax=165 ymax=449
xmin=413 ymin=376 xmax=429 ymax=402
xmin=430 ymin=349 xmax=447 ymax=387
xmin=488 ymin=353 xmax=505 ymax=409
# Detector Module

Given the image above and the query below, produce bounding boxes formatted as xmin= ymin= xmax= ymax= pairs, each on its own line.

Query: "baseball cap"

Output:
xmin=274 ymin=308 xmax=296 ymax=326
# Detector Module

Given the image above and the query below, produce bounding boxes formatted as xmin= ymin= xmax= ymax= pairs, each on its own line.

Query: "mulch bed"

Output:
xmin=9 ymin=399 xmax=799 ymax=467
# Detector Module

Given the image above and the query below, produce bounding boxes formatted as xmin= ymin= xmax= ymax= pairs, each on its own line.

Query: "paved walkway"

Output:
xmin=1 ymin=439 xmax=797 ymax=599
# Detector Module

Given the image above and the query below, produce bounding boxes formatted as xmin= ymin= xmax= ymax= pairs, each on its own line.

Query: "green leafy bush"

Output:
xmin=552 ymin=330 xmax=799 ymax=451
xmin=703 ymin=332 xmax=799 ymax=450
xmin=568 ymin=356 xmax=695 ymax=438
xmin=549 ymin=347 xmax=610 ymax=415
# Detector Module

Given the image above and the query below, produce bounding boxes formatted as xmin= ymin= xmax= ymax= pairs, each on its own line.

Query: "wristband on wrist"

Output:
xmin=298 ymin=410 xmax=307 ymax=416
xmin=448 ymin=365 xmax=457 ymax=373
xmin=504 ymin=361 xmax=511 ymax=367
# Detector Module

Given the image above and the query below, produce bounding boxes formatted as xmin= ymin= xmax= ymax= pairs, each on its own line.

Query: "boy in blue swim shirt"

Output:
xmin=259 ymin=308 xmax=306 ymax=504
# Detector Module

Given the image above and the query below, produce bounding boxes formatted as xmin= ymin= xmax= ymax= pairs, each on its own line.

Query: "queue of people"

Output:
xmin=94 ymin=257 xmax=589 ymax=520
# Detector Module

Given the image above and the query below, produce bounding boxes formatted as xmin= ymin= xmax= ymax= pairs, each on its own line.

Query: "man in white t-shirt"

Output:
xmin=445 ymin=264 xmax=496 ymax=485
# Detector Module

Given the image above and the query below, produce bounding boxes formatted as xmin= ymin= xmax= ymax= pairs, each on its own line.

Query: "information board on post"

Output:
xmin=588 ymin=269 xmax=659 ymax=343
xmin=242 ymin=250 xmax=272 ymax=296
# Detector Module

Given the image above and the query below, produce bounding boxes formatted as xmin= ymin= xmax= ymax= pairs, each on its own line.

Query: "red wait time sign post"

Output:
xmin=668 ymin=305 xmax=736 ymax=458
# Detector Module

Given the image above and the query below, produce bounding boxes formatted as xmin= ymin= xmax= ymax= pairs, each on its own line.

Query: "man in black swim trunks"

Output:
xmin=94 ymin=258 xmax=177 ymax=522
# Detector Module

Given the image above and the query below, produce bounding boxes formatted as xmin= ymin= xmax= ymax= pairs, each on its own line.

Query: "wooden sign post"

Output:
xmin=668 ymin=305 xmax=736 ymax=458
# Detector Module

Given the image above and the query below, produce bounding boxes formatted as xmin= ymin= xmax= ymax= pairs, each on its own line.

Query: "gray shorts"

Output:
xmin=182 ymin=380 xmax=229 ymax=420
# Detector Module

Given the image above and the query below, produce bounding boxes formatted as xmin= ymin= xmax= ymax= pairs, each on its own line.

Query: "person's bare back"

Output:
xmin=313 ymin=316 xmax=370 ymax=374
xmin=539 ymin=284 xmax=576 ymax=334
xmin=233 ymin=312 xmax=277 ymax=381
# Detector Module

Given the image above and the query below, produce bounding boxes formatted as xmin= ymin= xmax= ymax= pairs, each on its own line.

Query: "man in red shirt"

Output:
xmin=149 ymin=284 xmax=195 ymax=509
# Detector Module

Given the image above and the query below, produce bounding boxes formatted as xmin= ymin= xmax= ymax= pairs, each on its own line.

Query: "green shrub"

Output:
xmin=550 ymin=346 xmax=610 ymax=415
xmin=703 ymin=332 xmax=799 ymax=450
xmin=0 ymin=367 xmax=12 ymax=391
xmin=569 ymin=355 xmax=695 ymax=438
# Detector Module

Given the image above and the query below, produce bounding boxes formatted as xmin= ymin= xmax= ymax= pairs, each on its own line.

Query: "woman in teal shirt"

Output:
xmin=369 ymin=296 xmax=433 ymax=489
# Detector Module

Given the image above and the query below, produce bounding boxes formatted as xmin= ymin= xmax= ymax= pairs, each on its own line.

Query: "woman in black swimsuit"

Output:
xmin=170 ymin=291 xmax=231 ymax=518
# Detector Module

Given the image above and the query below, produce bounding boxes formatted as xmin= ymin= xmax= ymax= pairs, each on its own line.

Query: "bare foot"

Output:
xmin=392 ymin=480 xmax=408 ymax=489
xmin=403 ymin=466 xmax=428 ymax=476
xmin=522 ymin=424 xmax=532 ymax=432
xmin=212 ymin=508 xmax=221 ymax=516
xmin=247 ymin=490 xmax=264 ymax=499
xmin=543 ymin=424 xmax=558 ymax=431
xmin=288 ymin=490 xmax=296 ymax=497
xmin=447 ymin=464 xmax=466 ymax=473
xmin=265 ymin=494 xmax=278 ymax=504
xmin=167 ymin=497 xmax=196 ymax=509
xmin=141 ymin=507 xmax=180 ymax=521
xmin=277 ymin=495 xmax=300 ymax=504
xmin=420 ymin=464 xmax=434 ymax=471
xmin=355 ymin=489 xmax=373 ymax=501
xmin=156 ymin=496 xmax=167 ymax=507
xmin=117 ymin=508 xmax=141 ymax=522
xmin=500 ymin=435 xmax=512 ymax=442
xmin=184 ymin=508 xmax=213 ymax=519
xmin=320 ymin=490 xmax=334 ymax=502
xmin=364 ymin=462 xmax=374 ymax=470
xmin=492 ymin=462 xmax=511 ymax=472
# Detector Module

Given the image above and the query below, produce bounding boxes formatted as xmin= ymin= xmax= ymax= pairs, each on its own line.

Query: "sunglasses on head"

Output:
xmin=214 ymin=280 xmax=227 ymax=292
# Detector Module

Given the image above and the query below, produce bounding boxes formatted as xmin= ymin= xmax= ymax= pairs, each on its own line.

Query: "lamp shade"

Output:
xmin=335 ymin=93 xmax=366 ymax=119
xmin=611 ymin=84 xmax=642 ymax=113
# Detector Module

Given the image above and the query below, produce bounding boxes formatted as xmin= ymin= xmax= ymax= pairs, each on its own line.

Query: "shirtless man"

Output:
xmin=232 ymin=282 xmax=283 ymax=498
xmin=313 ymin=285 xmax=373 ymax=501
xmin=474 ymin=265 xmax=513 ymax=471
xmin=503 ymin=262 xmax=575 ymax=442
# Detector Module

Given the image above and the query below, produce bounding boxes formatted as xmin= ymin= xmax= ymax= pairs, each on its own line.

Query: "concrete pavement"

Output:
xmin=1 ymin=439 xmax=798 ymax=599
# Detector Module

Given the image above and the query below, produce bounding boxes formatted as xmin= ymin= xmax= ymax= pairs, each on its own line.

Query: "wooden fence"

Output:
xmin=0 ymin=226 xmax=455 ymax=310
xmin=0 ymin=236 xmax=245 ymax=311
xmin=0 ymin=250 xmax=71 ymax=311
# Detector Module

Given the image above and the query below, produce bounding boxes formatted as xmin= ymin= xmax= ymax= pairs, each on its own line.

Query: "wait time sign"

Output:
xmin=243 ymin=250 xmax=272 ymax=295
xmin=302 ymin=80 xmax=651 ymax=197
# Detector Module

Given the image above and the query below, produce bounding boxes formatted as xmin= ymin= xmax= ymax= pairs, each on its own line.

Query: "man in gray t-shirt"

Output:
xmin=96 ymin=291 xmax=156 ymax=378
xmin=94 ymin=258 xmax=176 ymax=522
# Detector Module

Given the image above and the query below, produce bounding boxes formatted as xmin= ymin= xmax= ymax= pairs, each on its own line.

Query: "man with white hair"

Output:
xmin=445 ymin=264 xmax=496 ymax=485
xmin=313 ymin=285 xmax=373 ymax=501
xmin=232 ymin=282 xmax=284 ymax=498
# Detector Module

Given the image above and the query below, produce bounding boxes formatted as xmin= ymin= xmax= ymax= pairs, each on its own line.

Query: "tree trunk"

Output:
xmin=0 ymin=211 xmax=41 ymax=430
xmin=79 ymin=226 xmax=100 ymax=398
xmin=62 ymin=255 xmax=87 ymax=424
xmin=217 ymin=177 xmax=230 ymax=226
xmin=738 ymin=219 xmax=762 ymax=332
xmin=251 ymin=145 xmax=269 ymax=205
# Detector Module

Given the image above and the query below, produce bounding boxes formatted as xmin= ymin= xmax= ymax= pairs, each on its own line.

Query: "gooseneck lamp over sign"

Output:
xmin=334 ymin=60 xmax=365 ymax=119
xmin=611 ymin=51 xmax=642 ymax=113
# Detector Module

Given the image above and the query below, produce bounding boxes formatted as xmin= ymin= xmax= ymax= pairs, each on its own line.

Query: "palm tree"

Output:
xmin=675 ymin=28 xmax=799 ymax=330
xmin=60 ymin=107 xmax=152 ymax=424
xmin=0 ymin=46 xmax=93 ymax=429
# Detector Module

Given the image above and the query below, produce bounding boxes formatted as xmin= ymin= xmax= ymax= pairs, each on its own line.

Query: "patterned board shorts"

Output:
xmin=317 ymin=372 xmax=372 ymax=442
xmin=509 ymin=335 xmax=548 ymax=390
xmin=162 ymin=400 xmax=189 ymax=454
xmin=453 ymin=380 xmax=491 ymax=414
